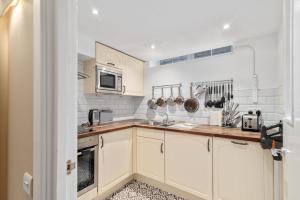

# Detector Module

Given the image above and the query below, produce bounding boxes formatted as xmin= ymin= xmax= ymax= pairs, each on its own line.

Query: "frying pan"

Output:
xmin=184 ymin=85 xmax=199 ymax=113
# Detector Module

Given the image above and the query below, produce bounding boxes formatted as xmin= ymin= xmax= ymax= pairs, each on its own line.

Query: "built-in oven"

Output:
xmin=96 ymin=64 xmax=123 ymax=94
xmin=77 ymin=136 xmax=98 ymax=197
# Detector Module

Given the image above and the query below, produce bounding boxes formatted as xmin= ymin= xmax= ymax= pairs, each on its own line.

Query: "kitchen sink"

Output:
xmin=140 ymin=120 xmax=176 ymax=127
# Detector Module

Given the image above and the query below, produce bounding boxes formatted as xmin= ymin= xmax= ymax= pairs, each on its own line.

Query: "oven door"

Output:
xmin=77 ymin=146 xmax=98 ymax=197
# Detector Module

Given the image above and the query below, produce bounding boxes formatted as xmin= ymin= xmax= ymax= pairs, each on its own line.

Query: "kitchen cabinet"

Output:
xmin=213 ymin=137 xmax=266 ymax=200
xmin=165 ymin=131 xmax=213 ymax=200
xmin=136 ymin=128 xmax=164 ymax=182
xmin=95 ymin=42 xmax=123 ymax=67
xmin=98 ymin=128 xmax=133 ymax=195
xmin=95 ymin=42 xmax=144 ymax=96
xmin=120 ymin=55 xmax=144 ymax=96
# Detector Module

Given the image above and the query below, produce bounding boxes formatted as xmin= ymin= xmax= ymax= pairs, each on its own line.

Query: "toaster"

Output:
xmin=99 ymin=109 xmax=113 ymax=124
xmin=242 ymin=110 xmax=263 ymax=132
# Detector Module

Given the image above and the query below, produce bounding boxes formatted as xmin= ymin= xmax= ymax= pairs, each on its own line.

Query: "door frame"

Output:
xmin=33 ymin=0 xmax=78 ymax=199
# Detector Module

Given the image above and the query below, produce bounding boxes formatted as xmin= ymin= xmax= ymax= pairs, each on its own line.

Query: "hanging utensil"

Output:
xmin=227 ymin=83 xmax=230 ymax=101
xmin=230 ymin=82 xmax=234 ymax=99
xmin=204 ymin=84 xmax=208 ymax=107
xmin=195 ymin=84 xmax=206 ymax=98
xmin=174 ymin=87 xmax=185 ymax=105
xmin=167 ymin=87 xmax=176 ymax=106
xmin=220 ymin=84 xmax=225 ymax=107
xmin=156 ymin=88 xmax=166 ymax=107
xmin=147 ymin=87 xmax=158 ymax=109
xmin=212 ymin=84 xmax=217 ymax=107
xmin=215 ymin=84 xmax=223 ymax=108
xmin=184 ymin=85 xmax=199 ymax=113
xmin=207 ymin=85 xmax=213 ymax=108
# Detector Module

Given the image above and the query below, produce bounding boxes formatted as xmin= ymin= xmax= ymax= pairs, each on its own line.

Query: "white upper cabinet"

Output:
xmin=121 ymin=55 xmax=144 ymax=96
xmin=213 ymin=137 xmax=267 ymax=200
xmin=95 ymin=42 xmax=144 ymax=96
xmin=165 ymin=131 xmax=213 ymax=200
xmin=98 ymin=128 xmax=133 ymax=195
xmin=95 ymin=42 xmax=123 ymax=67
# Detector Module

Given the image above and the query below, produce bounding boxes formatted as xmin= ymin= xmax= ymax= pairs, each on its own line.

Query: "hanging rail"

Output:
xmin=191 ymin=79 xmax=233 ymax=87
xmin=152 ymin=83 xmax=182 ymax=90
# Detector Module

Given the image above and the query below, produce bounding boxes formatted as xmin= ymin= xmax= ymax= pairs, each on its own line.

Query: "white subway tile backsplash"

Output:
xmin=134 ymin=87 xmax=284 ymax=126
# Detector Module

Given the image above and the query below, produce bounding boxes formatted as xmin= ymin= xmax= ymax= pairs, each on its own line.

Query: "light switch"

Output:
xmin=23 ymin=172 xmax=33 ymax=197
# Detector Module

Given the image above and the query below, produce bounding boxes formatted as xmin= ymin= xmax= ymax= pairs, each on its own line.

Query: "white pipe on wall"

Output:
xmin=233 ymin=44 xmax=258 ymax=104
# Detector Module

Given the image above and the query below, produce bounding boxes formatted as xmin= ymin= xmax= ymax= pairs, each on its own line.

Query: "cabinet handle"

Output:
xmin=100 ymin=136 xmax=104 ymax=149
xmin=231 ymin=141 xmax=248 ymax=145
xmin=160 ymin=143 xmax=164 ymax=154
xmin=107 ymin=62 xmax=115 ymax=66
xmin=207 ymin=138 xmax=211 ymax=152
xmin=123 ymin=85 xmax=126 ymax=94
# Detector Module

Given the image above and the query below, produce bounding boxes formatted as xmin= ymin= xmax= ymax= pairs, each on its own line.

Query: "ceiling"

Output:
xmin=78 ymin=0 xmax=282 ymax=61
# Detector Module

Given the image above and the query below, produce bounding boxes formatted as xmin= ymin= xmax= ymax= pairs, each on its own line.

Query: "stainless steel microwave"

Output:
xmin=96 ymin=64 xmax=123 ymax=94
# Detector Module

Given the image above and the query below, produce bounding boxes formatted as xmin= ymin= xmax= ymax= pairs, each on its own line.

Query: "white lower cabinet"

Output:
xmin=165 ymin=131 xmax=213 ymax=200
xmin=98 ymin=128 xmax=133 ymax=195
xmin=213 ymin=137 xmax=266 ymax=200
xmin=136 ymin=128 xmax=165 ymax=182
xmin=94 ymin=127 xmax=272 ymax=200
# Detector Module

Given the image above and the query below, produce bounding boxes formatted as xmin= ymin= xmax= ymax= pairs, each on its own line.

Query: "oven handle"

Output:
xmin=77 ymin=147 xmax=97 ymax=156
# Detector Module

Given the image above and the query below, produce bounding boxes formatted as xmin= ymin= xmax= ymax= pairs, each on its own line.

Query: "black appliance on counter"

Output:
xmin=260 ymin=121 xmax=283 ymax=161
xmin=242 ymin=110 xmax=263 ymax=132
xmin=88 ymin=109 xmax=100 ymax=126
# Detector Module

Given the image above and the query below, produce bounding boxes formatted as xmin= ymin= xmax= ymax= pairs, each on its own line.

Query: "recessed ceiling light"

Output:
xmin=223 ymin=23 xmax=231 ymax=30
xmin=151 ymin=44 xmax=156 ymax=49
xmin=92 ymin=8 xmax=99 ymax=15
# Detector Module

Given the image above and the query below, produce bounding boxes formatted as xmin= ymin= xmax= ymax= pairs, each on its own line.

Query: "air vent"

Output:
xmin=212 ymin=46 xmax=232 ymax=56
xmin=158 ymin=45 xmax=233 ymax=66
xmin=160 ymin=58 xmax=173 ymax=65
xmin=194 ymin=50 xmax=211 ymax=59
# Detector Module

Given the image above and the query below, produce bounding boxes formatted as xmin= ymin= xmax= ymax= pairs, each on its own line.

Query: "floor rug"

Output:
xmin=106 ymin=180 xmax=186 ymax=200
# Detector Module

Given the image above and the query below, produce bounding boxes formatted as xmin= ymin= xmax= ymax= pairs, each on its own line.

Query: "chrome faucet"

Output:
xmin=162 ymin=113 xmax=169 ymax=125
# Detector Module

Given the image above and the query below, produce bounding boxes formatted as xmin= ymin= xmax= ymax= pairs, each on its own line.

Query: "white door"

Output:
xmin=282 ymin=0 xmax=300 ymax=200
xmin=33 ymin=0 xmax=78 ymax=199
xmin=98 ymin=129 xmax=133 ymax=194
xmin=165 ymin=132 xmax=212 ymax=200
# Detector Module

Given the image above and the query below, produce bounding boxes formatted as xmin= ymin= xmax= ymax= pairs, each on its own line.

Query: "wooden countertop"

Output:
xmin=78 ymin=119 xmax=261 ymax=142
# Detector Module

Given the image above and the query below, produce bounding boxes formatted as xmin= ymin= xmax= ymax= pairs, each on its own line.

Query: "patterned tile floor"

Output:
xmin=106 ymin=180 xmax=186 ymax=200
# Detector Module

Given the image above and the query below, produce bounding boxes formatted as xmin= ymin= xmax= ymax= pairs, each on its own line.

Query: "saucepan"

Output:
xmin=174 ymin=87 xmax=185 ymax=105
xmin=147 ymin=87 xmax=158 ymax=109
xmin=156 ymin=88 xmax=167 ymax=107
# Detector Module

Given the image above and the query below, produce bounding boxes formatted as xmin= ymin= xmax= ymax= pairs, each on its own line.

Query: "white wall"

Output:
xmin=135 ymin=33 xmax=283 ymax=125
xmin=1 ymin=1 xmax=34 ymax=200
xmin=78 ymin=32 xmax=95 ymax=59
xmin=146 ymin=33 xmax=281 ymax=90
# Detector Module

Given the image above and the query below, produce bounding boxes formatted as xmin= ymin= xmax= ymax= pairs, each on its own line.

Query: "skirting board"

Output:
xmin=94 ymin=175 xmax=134 ymax=200
xmin=78 ymin=188 xmax=97 ymax=200
xmin=133 ymin=174 xmax=205 ymax=200
xmin=92 ymin=174 xmax=205 ymax=200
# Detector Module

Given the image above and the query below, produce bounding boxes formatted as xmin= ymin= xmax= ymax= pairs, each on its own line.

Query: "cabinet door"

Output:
xmin=95 ymin=42 xmax=123 ymax=67
xmin=165 ymin=132 xmax=212 ymax=200
xmin=213 ymin=138 xmax=265 ymax=200
xmin=98 ymin=128 xmax=133 ymax=194
xmin=121 ymin=56 xmax=144 ymax=96
xmin=137 ymin=136 xmax=164 ymax=182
